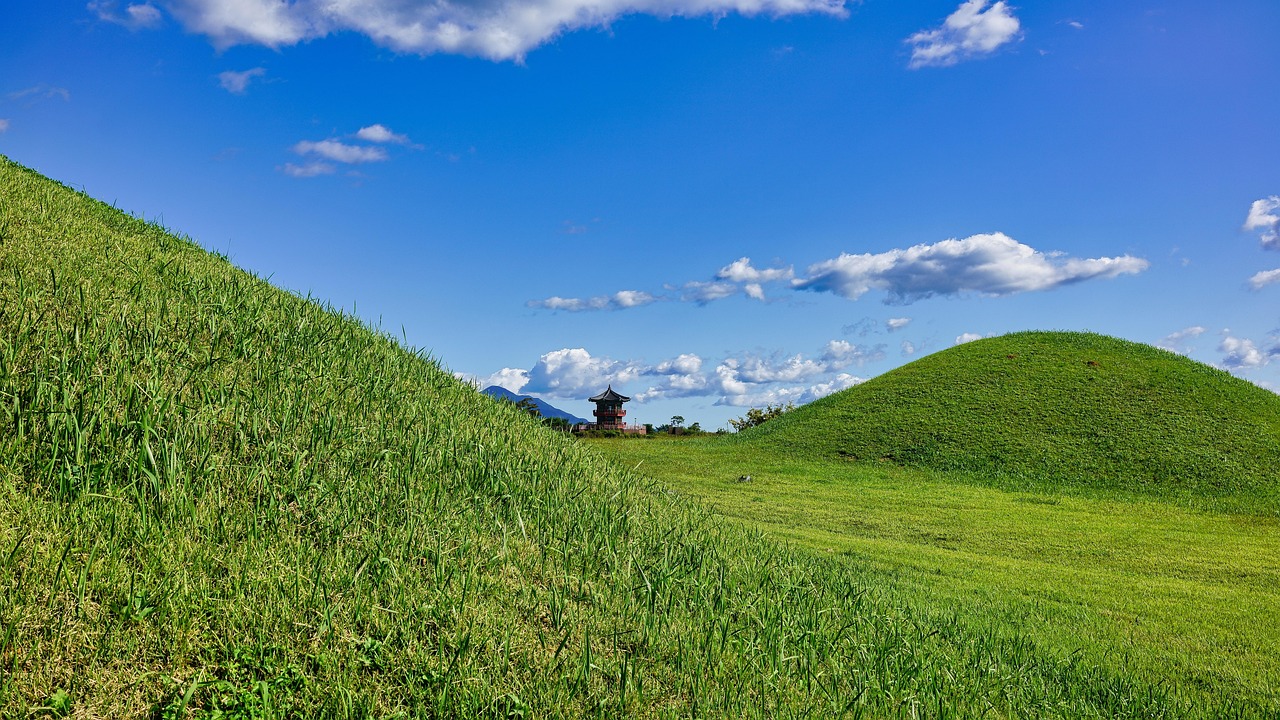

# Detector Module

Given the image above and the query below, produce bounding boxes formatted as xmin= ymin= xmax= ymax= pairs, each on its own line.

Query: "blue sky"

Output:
xmin=4 ymin=0 xmax=1278 ymax=429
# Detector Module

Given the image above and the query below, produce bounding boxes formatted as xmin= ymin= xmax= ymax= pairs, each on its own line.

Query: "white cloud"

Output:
xmin=1156 ymin=326 xmax=1206 ymax=355
xmin=901 ymin=340 xmax=916 ymax=356
xmin=523 ymin=348 xmax=645 ymax=397
xmin=886 ymin=316 xmax=911 ymax=331
xmin=527 ymin=290 xmax=659 ymax=312
xmin=293 ymin=139 xmax=388 ymax=164
xmin=0 ymin=119 xmax=9 ymax=133
xmin=475 ymin=367 xmax=530 ymax=393
xmin=715 ymin=257 xmax=793 ymax=301
xmin=717 ymin=257 xmax=794 ymax=284
xmin=907 ymin=0 xmax=1021 ymax=69
xmin=652 ymin=353 xmax=702 ymax=375
xmin=1245 ymin=196 xmax=1280 ymax=250
xmin=714 ymin=373 xmax=865 ymax=407
xmin=154 ymin=0 xmax=849 ymax=61
xmin=90 ymin=1 xmax=164 ymax=29
xmin=1219 ymin=335 xmax=1268 ymax=369
xmin=279 ymin=161 xmax=336 ymax=177
xmin=1249 ymin=268 xmax=1280 ymax=290
xmin=218 ymin=67 xmax=266 ymax=94
xmin=955 ymin=332 xmax=984 ymax=345
xmin=1067 ymin=20 xmax=1084 ymax=30
xmin=794 ymin=233 xmax=1148 ymax=304
xmin=357 ymin=124 xmax=411 ymax=144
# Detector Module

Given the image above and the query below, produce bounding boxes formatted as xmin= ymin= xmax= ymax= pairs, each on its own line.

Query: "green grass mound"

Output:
xmin=0 ymin=157 xmax=1250 ymax=717
xmin=747 ymin=331 xmax=1280 ymax=500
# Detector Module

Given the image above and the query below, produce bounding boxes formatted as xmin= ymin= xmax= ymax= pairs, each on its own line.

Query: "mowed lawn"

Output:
xmin=589 ymin=436 xmax=1280 ymax=710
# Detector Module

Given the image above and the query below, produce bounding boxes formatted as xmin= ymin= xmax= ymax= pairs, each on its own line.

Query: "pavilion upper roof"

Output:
xmin=588 ymin=385 xmax=630 ymax=403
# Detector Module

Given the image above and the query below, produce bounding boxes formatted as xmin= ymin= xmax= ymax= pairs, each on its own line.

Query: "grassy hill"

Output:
xmin=746 ymin=331 xmax=1280 ymax=504
xmin=0 ymin=155 xmax=1252 ymax=717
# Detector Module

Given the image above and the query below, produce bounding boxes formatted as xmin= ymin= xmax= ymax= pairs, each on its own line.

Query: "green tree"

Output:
xmin=514 ymin=397 xmax=541 ymax=418
xmin=728 ymin=403 xmax=795 ymax=432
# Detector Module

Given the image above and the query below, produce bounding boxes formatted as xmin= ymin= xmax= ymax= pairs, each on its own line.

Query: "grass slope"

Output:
xmin=589 ymin=436 xmax=1280 ymax=713
xmin=0 ymin=156 xmax=1250 ymax=717
xmin=747 ymin=331 xmax=1280 ymax=504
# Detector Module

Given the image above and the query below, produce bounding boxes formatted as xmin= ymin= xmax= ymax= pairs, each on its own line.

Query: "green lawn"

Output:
xmin=589 ymin=435 xmax=1280 ymax=711
xmin=3 ymin=154 xmax=1268 ymax=717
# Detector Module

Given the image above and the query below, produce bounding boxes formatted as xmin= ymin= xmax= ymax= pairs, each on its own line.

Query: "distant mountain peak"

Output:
xmin=480 ymin=386 xmax=589 ymax=425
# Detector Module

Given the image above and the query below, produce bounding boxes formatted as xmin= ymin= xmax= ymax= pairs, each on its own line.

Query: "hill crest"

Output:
xmin=748 ymin=331 xmax=1280 ymax=497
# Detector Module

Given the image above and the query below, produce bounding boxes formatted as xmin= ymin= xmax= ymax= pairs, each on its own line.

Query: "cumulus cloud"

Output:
xmin=279 ymin=161 xmax=336 ymax=177
xmin=90 ymin=1 xmax=164 ymax=29
xmin=218 ymin=67 xmax=266 ymax=94
xmin=522 ymin=348 xmax=645 ymax=397
xmin=357 ymin=124 xmax=411 ymax=144
xmin=1156 ymin=326 xmax=1206 ymax=355
xmin=527 ymin=290 xmax=659 ymax=312
xmin=474 ymin=367 xmax=531 ymax=393
xmin=293 ymin=139 xmax=388 ymax=164
xmin=1219 ymin=335 xmax=1268 ymax=369
xmin=794 ymin=232 xmax=1149 ymax=304
xmin=1245 ymin=196 xmax=1280 ymax=250
xmin=1249 ymin=268 xmax=1280 ymax=290
xmin=153 ymin=0 xmax=848 ymax=61
xmin=901 ymin=340 xmax=916 ymax=356
xmin=886 ymin=317 xmax=911 ymax=332
xmin=907 ymin=0 xmax=1021 ymax=69
xmin=955 ymin=332 xmax=984 ymax=345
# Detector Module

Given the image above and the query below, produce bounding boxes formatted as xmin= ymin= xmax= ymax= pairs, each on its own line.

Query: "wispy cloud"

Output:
xmin=1249 ymin=268 xmax=1280 ymax=290
xmin=218 ymin=67 xmax=266 ymax=94
xmin=89 ymin=1 xmax=163 ymax=30
xmin=155 ymin=0 xmax=849 ymax=61
xmin=907 ymin=0 xmax=1021 ymax=69
xmin=293 ymin=139 xmax=388 ymax=164
xmin=1156 ymin=326 xmax=1206 ymax=355
xmin=794 ymin=233 xmax=1148 ymax=304
xmin=886 ymin=317 xmax=912 ymax=332
xmin=527 ymin=290 xmax=659 ymax=312
xmin=8 ymin=85 xmax=71 ymax=104
xmin=0 ymin=119 xmax=9 ymax=133
xmin=1245 ymin=196 xmax=1280 ymax=250
xmin=279 ymin=161 xmax=336 ymax=178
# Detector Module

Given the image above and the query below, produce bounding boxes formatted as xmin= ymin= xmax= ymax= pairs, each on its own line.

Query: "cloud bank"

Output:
xmin=530 ymin=234 xmax=1148 ymax=312
xmin=907 ymin=0 xmax=1021 ymax=69
xmin=794 ymin=233 xmax=1148 ymax=303
xmin=473 ymin=340 xmax=881 ymax=410
xmin=150 ymin=0 xmax=848 ymax=60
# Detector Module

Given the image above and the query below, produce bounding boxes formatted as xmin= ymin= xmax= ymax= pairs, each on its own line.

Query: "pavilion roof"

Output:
xmin=588 ymin=385 xmax=630 ymax=403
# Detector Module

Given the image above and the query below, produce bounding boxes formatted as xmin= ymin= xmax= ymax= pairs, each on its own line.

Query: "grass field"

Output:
xmin=2 ymin=154 xmax=1274 ymax=717
xmin=589 ymin=436 xmax=1280 ymax=712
